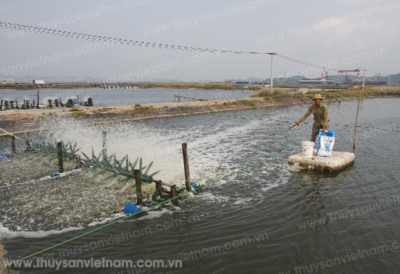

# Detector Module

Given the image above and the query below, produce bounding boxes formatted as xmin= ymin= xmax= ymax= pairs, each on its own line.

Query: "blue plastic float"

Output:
xmin=123 ymin=203 xmax=141 ymax=214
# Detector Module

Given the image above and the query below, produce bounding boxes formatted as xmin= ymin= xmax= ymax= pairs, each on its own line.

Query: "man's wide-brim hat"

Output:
xmin=312 ymin=94 xmax=324 ymax=100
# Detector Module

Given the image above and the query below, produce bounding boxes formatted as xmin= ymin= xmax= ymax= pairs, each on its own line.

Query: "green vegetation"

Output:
xmin=255 ymin=89 xmax=297 ymax=101
xmin=254 ymin=87 xmax=400 ymax=101
xmin=72 ymin=111 xmax=86 ymax=117
xmin=307 ymin=87 xmax=400 ymax=99
xmin=336 ymin=87 xmax=400 ymax=98
xmin=139 ymin=82 xmax=262 ymax=90
xmin=92 ymin=107 xmax=112 ymax=114
xmin=36 ymin=113 xmax=54 ymax=121
xmin=236 ymin=99 xmax=256 ymax=107
xmin=69 ymin=108 xmax=86 ymax=116
xmin=131 ymin=104 xmax=153 ymax=116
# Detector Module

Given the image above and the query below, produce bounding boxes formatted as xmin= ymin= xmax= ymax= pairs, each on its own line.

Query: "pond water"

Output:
xmin=1 ymin=97 xmax=399 ymax=274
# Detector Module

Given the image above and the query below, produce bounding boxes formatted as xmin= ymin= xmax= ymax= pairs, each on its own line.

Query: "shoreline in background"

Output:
xmin=1 ymin=92 xmax=399 ymax=138
xmin=0 ymin=82 xmax=355 ymax=91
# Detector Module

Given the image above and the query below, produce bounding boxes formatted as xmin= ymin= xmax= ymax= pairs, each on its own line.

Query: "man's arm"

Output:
xmin=296 ymin=106 xmax=312 ymax=126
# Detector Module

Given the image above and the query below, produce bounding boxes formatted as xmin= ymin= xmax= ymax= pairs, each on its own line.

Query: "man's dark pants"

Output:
xmin=311 ymin=124 xmax=329 ymax=142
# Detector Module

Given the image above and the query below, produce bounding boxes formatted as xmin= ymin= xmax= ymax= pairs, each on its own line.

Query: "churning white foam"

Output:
xmin=0 ymin=223 xmax=83 ymax=241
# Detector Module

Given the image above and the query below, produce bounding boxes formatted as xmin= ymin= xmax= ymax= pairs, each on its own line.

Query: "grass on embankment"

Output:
xmin=69 ymin=108 xmax=86 ymax=117
xmin=130 ymin=104 xmax=153 ymax=116
xmin=235 ymin=99 xmax=257 ymax=107
xmin=254 ymin=87 xmax=400 ymax=101
xmin=145 ymin=82 xmax=262 ymax=90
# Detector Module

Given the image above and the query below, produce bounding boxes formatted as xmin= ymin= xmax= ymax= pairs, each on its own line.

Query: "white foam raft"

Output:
xmin=288 ymin=149 xmax=355 ymax=172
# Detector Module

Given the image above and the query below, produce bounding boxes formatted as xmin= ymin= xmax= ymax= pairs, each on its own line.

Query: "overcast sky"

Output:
xmin=0 ymin=0 xmax=399 ymax=82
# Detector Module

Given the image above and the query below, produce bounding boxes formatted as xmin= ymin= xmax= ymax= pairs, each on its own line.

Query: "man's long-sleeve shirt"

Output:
xmin=300 ymin=103 xmax=330 ymax=126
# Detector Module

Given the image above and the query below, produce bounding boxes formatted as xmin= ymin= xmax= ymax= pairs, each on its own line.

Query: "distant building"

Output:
xmin=1 ymin=78 xmax=15 ymax=84
xmin=33 ymin=80 xmax=46 ymax=84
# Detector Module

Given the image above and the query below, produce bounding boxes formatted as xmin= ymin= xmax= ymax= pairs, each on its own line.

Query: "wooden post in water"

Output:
xmin=353 ymin=69 xmax=366 ymax=153
xmin=102 ymin=131 xmax=107 ymax=159
xmin=11 ymin=136 xmax=16 ymax=154
xmin=0 ymin=100 xmax=3 ymax=111
xmin=182 ymin=143 xmax=192 ymax=191
xmin=352 ymin=87 xmax=362 ymax=153
xmin=134 ymin=169 xmax=143 ymax=205
xmin=171 ymin=185 xmax=178 ymax=205
xmin=36 ymin=90 xmax=40 ymax=109
xmin=25 ymin=140 xmax=32 ymax=152
xmin=155 ymin=180 xmax=163 ymax=197
xmin=57 ymin=142 xmax=64 ymax=173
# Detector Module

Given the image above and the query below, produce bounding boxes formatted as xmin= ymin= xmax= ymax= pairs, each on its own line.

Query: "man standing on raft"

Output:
xmin=295 ymin=94 xmax=330 ymax=142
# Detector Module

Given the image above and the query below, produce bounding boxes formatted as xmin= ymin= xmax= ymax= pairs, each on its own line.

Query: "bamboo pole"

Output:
xmin=134 ymin=169 xmax=142 ymax=205
xmin=102 ymin=131 xmax=107 ymax=159
xmin=171 ymin=185 xmax=178 ymax=205
xmin=36 ymin=90 xmax=40 ymax=109
xmin=353 ymin=70 xmax=365 ymax=153
xmin=182 ymin=143 xmax=192 ymax=191
xmin=11 ymin=136 xmax=16 ymax=154
xmin=57 ymin=142 xmax=64 ymax=173
xmin=25 ymin=140 xmax=32 ymax=152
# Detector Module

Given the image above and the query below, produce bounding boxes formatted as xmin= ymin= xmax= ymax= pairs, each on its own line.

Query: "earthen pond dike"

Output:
xmin=0 ymin=96 xmax=368 ymax=137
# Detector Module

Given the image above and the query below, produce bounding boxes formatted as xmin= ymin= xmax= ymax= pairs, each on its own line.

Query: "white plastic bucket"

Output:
xmin=301 ymin=141 xmax=314 ymax=158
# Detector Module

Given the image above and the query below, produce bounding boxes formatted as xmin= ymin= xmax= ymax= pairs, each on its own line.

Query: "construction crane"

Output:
xmin=366 ymin=73 xmax=380 ymax=83
xmin=391 ymin=74 xmax=400 ymax=85
xmin=337 ymin=69 xmax=361 ymax=84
